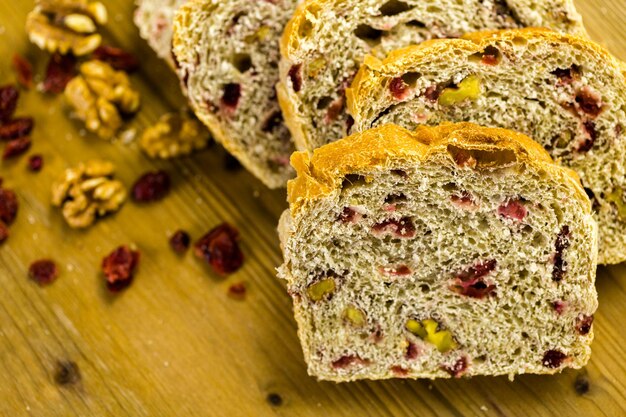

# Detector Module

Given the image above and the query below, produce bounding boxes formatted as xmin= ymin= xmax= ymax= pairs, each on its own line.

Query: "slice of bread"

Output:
xmin=347 ymin=28 xmax=626 ymax=264
xmin=278 ymin=122 xmax=598 ymax=382
xmin=134 ymin=0 xmax=188 ymax=65
xmin=277 ymin=0 xmax=586 ymax=153
xmin=172 ymin=0 xmax=299 ymax=188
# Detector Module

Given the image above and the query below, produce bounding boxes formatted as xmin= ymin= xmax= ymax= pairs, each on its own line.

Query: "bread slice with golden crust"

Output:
xmin=278 ymin=122 xmax=597 ymax=382
xmin=277 ymin=0 xmax=586 ymax=153
xmin=346 ymin=28 xmax=626 ymax=264
xmin=134 ymin=0 xmax=188 ymax=66
xmin=172 ymin=0 xmax=299 ymax=188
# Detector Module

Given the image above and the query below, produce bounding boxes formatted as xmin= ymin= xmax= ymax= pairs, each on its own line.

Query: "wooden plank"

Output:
xmin=0 ymin=0 xmax=625 ymax=416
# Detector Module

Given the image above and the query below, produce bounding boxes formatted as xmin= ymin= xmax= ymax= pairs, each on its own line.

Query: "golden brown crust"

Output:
xmin=287 ymin=123 xmax=590 ymax=216
xmin=347 ymin=28 xmax=621 ymax=118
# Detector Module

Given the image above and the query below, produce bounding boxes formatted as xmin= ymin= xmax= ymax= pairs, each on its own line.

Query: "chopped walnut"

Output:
xmin=26 ymin=0 xmax=108 ymax=56
xmin=65 ymin=60 xmax=140 ymax=139
xmin=51 ymin=160 xmax=126 ymax=228
xmin=139 ymin=112 xmax=210 ymax=159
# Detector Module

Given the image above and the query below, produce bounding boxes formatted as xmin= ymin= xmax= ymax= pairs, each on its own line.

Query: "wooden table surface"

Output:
xmin=1 ymin=1 xmax=625 ymax=416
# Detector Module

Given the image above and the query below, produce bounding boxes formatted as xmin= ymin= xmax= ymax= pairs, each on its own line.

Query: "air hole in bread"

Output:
xmin=470 ymin=46 xmax=502 ymax=65
xmin=405 ymin=19 xmax=426 ymax=28
xmin=221 ymin=83 xmax=241 ymax=110
xmin=261 ymin=111 xmax=284 ymax=133
xmin=379 ymin=0 xmax=413 ymax=16
xmin=288 ymin=64 xmax=302 ymax=92
xmin=447 ymin=145 xmax=517 ymax=168
xmin=401 ymin=72 xmax=421 ymax=87
xmin=231 ymin=53 xmax=253 ymax=73
xmin=298 ymin=18 xmax=313 ymax=38
xmin=341 ymin=174 xmax=367 ymax=189
xmin=354 ymin=24 xmax=385 ymax=46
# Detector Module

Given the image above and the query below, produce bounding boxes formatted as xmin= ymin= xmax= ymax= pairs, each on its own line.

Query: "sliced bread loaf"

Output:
xmin=278 ymin=0 xmax=586 ymax=153
xmin=172 ymin=0 xmax=299 ymax=188
xmin=134 ymin=0 xmax=187 ymax=65
xmin=346 ymin=28 xmax=626 ymax=264
xmin=278 ymin=122 xmax=597 ymax=381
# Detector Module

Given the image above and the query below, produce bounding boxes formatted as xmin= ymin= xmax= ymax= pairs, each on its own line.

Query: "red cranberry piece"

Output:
xmin=552 ymin=66 xmax=579 ymax=85
xmin=325 ymin=97 xmax=344 ymax=123
xmin=227 ymin=282 xmax=247 ymax=300
xmin=0 ymin=183 xmax=18 ymax=225
xmin=3 ymin=137 xmax=31 ymax=159
xmin=577 ymin=121 xmax=596 ymax=153
xmin=451 ymin=191 xmax=476 ymax=209
xmin=169 ymin=230 xmax=191 ymax=253
xmin=575 ymin=314 xmax=594 ymax=335
xmin=575 ymin=87 xmax=604 ymax=118
xmin=552 ymin=226 xmax=570 ymax=282
xmin=29 ymin=259 xmax=59 ymax=286
xmin=378 ymin=265 xmax=412 ymax=276
xmin=405 ymin=341 xmax=419 ymax=360
xmin=28 ymin=154 xmax=43 ymax=172
xmin=542 ymin=349 xmax=567 ymax=368
xmin=423 ymin=85 xmax=440 ymax=102
xmin=389 ymin=77 xmax=409 ymax=100
xmin=0 ymin=220 xmax=8 ymax=244
xmin=443 ymin=357 xmax=468 ymax=378
xmin=0 ymin=117 xmax=34 ymax=140
xmin=372 ymin=217 xmax=416 ymax=238
xmin=194 ymin=223 xmax=244 ymax=275
xmin=338 ymin=206 xmax=359 ymax=223
xmin=390 ymin=365 xmax=409 ymax=376
xmin=288 ymin=64 xmax=302 ymax=92
xmin=102 ymin=245 xmax=140 ymax=292
xmin=0 ymin=85 xmax=19 ymax=122
xmin=451 ymin=260 xmax=497 ymax=299
xmin=54 ymin=360 xmax=81 ymax=386
xmin=553 ymin=300 xmax=568 ymax=315
xmin=132 ymin=170 xmax=171 ymax=202
xmin=498 ymin=198 xmax=527 ymax=222
xmin=331 ymin=355 xmax=368 ymax=369
xmin=480 ymin=46 xmax=501 ymax=65
xmin=12 ymin=54 xmax=34 ymax=89
xmin=221 ymin=83 xmax=241 ymax=110
xmin=43 ymin=53 xmax=77 ymax=94
xmin=92 ymin=45 xmax=140 ymax=73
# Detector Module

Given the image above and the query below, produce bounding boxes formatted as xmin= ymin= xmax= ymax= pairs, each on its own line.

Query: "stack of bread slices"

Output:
xmin=134 ymin=0 xmax=626 ymax=381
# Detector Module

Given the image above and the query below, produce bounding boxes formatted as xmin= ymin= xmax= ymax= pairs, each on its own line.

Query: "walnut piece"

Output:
xmin=65 ymin=60 xmax=140 ymax=139
xmin=26 ymin=0 xmax=108 ymax=56
xmin=139 ymin=112 xmax=210 ymax=159
xmin=51 ymin=160 xmax=126 ymax=228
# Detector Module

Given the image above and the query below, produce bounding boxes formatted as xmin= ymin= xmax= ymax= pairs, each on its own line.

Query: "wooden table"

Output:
xmin=1 ymin=1 xmax=625 ymax=416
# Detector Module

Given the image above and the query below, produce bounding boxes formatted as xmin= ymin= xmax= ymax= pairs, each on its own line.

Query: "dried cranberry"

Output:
xmin=338 ymin=206 xmax=358 ymax=223
xmin=552 ymin=226 xmax=570 ymax=282
xmin=132 ymin=171 xmax=171 ymax=202
xmin=574 ymin=374 xmax=590 ymax=395
xmin=92 ymin=45 xmax=140 ymax=73
xmin=261 ymin=110 xmax=284 ymax=132
xmin=575 ymin=87 xmax=604 ymax=118
xmin=450 ymin=260 xmax=497 ymax=299
xmin=498 ymin=199 xmax=527 ymax=221
xmin=0 ymin=221 xmax=9 ymax=244
xmin=12 ymin=54 xmax=33 ymax=89
xmin=102 ymin=245 xmax=140 ymax=292
xmin=3 ymin=137 xmax=31 ymax=159
xmin=0 ymin=117 xmax=34 ymax=140
xmin=480 ymin=46 xmax=501 ymax=65
xmin=325 ymin=97 xmax=344 ymax=123
xmin=43 ymin=53 xmax=77 ymax=94
xmin=54 ymin=360 xmax=81 ymax=386
xmin=331 ymin=355 xmax=368 ymax=369
xmin=405 ymin=341 xmax=419 ymax=360
xmin=28 ymin=154 xmax=43 ymax=172
xmin=169 ymin=230 xmax=190 ymax=253
xmin=553 ymin=300 xmax=567 ymax=315
xmin=227 ymin=282 xmax=247 ymax=300
xmin=221 ymin=83 xmax=241 ymax=110
xmin=372 ymin=217 xmax=416 ymax=238
xmin=552 ymin=66 xmax=579 ymax=85
xmin=288 ymin=64 xmax=302 ymax=92
xmin=389 ymin=77 xmax=409 ymax=100
xmin=451 ymin=191 xmax=476 ymax=209
xmin=390 ymin=365 xmax=409 ymax=376
xmin=0 ymin=184 xmax=18 ymax=225
xmin=542 ymin=349 xmax=567 ymax=368
xmin=575 ymin=314 xmax=594 ymax=335
xmin=0 ymin=85 xmax=19 ymax=122
xmin=423 ymin=85 xmax=440 ymax=102
xmin=378 ymin=265 xmax=412 ymax=276
xmin=577 ymin=121 xmax=596 ymax=153
xmin=443 ymin=357 xmax=468 ymax=378
xmin=28 ymin=259 xmax=59 ymax=286
xmin=194 ymin=223 xmax=244 ymax=275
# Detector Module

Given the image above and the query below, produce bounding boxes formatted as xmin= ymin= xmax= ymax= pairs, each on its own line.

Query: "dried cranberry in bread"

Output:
xmin=347 ymin=28 xmax=626 ymax=264
xmin=172 ymin=0 xmax=299 ymax=188
xmin=134 ymin=0 xmax=188 ymax=65
xmin=278 ymin=123 xmax=597 ymax=381
xmin=278 ymin=0 xmax=586 ymax=153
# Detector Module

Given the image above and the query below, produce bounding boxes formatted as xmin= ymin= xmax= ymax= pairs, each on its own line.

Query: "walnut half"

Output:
xmin=26 ymin=0 xmax=108 ymax=56
xmin=51 ymin=160 xmax=126 ymax=228
xmin=139 ymin=112 xmax=210 ymax=159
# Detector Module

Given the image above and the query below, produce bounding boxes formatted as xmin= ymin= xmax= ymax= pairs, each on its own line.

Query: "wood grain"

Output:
xmin=1 ymin=1 xmax=625 ymax=416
